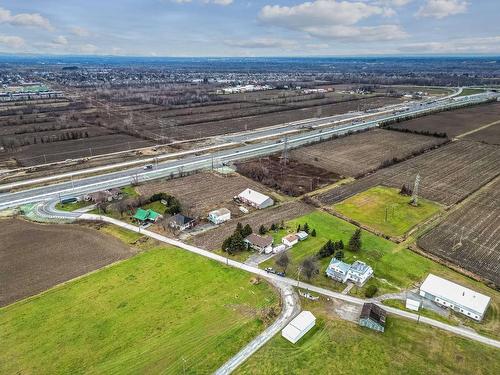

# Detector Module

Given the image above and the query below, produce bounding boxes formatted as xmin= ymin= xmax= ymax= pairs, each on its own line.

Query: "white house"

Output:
xmin=282 ymin=234 xmax=299 ymax=247
xmin=237 ymin=188 xmax=274 ymax=209
xmin=208 ymin=208 xmax=231 ymax=224
xmin=419 ymin=274 xmax=491 ymax=321
xmin=282 ymin=311 xmax=316 ymax=344
xmin=326 ymin=259 xmax=373 ymax=286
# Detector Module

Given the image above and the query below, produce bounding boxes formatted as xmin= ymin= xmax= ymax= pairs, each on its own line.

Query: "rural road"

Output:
xmin=33 ymin=202 xmax=500 ymax=353
xmin=214 ymin=281 xmax=300 ymax=375
xmin=1 ymin=91 xmax=495 ymax=212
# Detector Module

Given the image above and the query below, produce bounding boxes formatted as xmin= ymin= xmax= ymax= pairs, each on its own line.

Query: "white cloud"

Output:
xmin=79 ymin=43 xmax=98 ymax=54
xmin=259 ymin=1 xmax=406 ymax=42
xmin=52 ymin=35 xmax=68 ymax=45
xmin=70 ymin=26 xmax=90 ymax=37
xmin=0 ymin=7 xmax=54 ymax=31
xmin=416 ymin=0 xmax=468 ymax=19
xmin=260 ymin=1 xmax=384 ymax=28
xmin=225 ymin=38 xmax=297 ymax=49
xmin=399 ymin=36 xmax=500 ymax=54
xmin=0 ymin=34 xmax=25 ymax=48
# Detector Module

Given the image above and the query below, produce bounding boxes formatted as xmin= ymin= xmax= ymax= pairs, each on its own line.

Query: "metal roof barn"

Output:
xmin=282 ymin=311 xmax=316 ymax=344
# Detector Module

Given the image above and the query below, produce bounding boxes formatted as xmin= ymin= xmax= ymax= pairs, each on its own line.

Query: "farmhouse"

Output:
xmin=244 ymin=233 xmax=273 ymax=253
xmin=282 ymin=234 xmax=299 ymax=247
xmin=168 ymin=214 xmax=196 ymax=231
xmin=133 ymin=208 xmax=162 ymax=224
xmin=359 ymin=303 xmax=386 ymax=333
xmin=208 ymin=208 xmax=231 ymax=225
xmin=326 ymin=259 xmax=373 ymax=286
xmin=419 ymin=274 xmax=491 ymax=321
xmin=237 ymin=188 xmax=274 ymax=209
xmin=282 ymin=311 xmax=316 ymax=344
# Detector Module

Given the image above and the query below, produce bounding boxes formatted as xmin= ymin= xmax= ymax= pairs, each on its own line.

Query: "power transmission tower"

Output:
xmin=411 ymin=173 xmax=420 ymax=206
xmin=282 ymin=136 xmax=289 ymax=166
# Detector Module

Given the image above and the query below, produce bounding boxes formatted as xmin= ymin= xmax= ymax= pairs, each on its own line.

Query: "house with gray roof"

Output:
xmin=326 ymin=258 xmax=373 ymax=286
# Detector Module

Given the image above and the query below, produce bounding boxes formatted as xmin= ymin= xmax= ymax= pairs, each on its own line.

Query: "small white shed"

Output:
xmin=405 ymin=298 xmax=421 ymax=312
xmin=282 ymin=311 xmax=316 ymax=344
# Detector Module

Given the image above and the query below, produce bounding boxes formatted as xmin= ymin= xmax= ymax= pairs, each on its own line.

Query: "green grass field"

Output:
xmin=55 ymin=200 xmax=92 ymax=212
xmin=457 ymin=88 xmax=486 ymax=97
xmin=333 ymin=186 xmax=441 ymax=237
xmin=236 ymin=301 xmax=500 ymax=375
xmin=0 ymin=246 xmax=278 ymax=374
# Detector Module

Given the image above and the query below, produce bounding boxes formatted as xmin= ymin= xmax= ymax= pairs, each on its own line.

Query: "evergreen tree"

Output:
xmin=259 ymin=225 xmax=267 ymax=235
xmin=349 ymin=229 xmax=362 ymax=252
xmin=303 ymin=222 xmax=310 ymax=233
xmin=311 ymin=229 xmax=317 ymax=237
xmin=235 ymin=222 xmax=243 ymax=235
xmin=335 ymin=250 xmax=344 ymax=260
xmin=242 ymin=224 xmax=253 ymax=237
xmin=296 ymin=224 xmax=301 ymax=232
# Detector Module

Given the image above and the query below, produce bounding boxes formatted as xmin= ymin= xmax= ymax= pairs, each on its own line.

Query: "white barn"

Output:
xmin=282 ymin=311 xmax=316 ymax=344
xmin=208 ymin=208 xmax=231 ymax=224
xmin=237 ymin=188 xmax=274 ymax=209
xmin=419 ymin=274 xmax=491 ymax=321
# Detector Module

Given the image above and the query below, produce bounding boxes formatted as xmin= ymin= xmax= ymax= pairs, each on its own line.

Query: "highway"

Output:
xmin=0 ymin=90 xmax=497 ymax=211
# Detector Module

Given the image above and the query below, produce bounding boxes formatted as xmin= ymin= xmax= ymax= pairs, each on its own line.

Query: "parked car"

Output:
xmin=143 ymin=164 xmax=153 ymax=170
xmin=264 ymin=267 xmax=275 ymax=274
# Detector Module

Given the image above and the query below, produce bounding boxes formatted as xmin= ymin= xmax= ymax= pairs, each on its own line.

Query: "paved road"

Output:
xmin=1 ymin=92 xmax=495 ymax=211
xmin=33 ymin=202 xmax=500 ymax=351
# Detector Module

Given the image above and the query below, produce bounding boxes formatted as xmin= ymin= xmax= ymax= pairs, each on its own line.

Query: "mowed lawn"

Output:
xmin=0 ymin=247 xmax=278 ymax=374
xmin=236 ymin=302 xmax=500 ymax=375
xmin=333 ymin=186 xmax=442 ymax=237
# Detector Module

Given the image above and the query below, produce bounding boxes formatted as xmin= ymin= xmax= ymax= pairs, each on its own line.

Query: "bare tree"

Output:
xmin=275 ymin=252 xmax=290 ymax=272
xmin=301 ymin=256 xmax=319 ymax=281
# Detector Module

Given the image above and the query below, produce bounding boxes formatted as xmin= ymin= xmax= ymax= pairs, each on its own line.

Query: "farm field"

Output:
xmin=0 ymin=87 xmax=401 ymax=167
xmin=290 ymin=129 xmax=447 ymax=178
xmin=235 ymin=155 xmax=341 ymax=196
xmin=236 ymin=300 xmax=500 ymax=375
xmin=0 ymin=219 xmax=136 ymax=307
xmin=462 ymin=120 xmax=500 ymax=145
xmin=135 ymin=171 xmax=277 ymax=218
xmin=0 ymin=246 xmax=279 ymax=374
xmin=333 ymin=186 xmax=442 ymax=237
xmin=390 ymin=101 xmax=500 ymax=141
xmin=191 ymin=201 xmax=313 ymax=250
xmin=318 ymin=140 xmax=500 ymax=206
xmin=418 ymin=177 xmax=500 ymax=288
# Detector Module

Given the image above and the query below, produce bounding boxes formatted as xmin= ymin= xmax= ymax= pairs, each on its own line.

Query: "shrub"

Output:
xmin=364 ymin=285 xmax=378 ymax=298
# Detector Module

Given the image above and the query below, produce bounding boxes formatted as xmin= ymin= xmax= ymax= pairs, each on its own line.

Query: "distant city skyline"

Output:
xmin=1 ymin=0 xmax=499 ymax=57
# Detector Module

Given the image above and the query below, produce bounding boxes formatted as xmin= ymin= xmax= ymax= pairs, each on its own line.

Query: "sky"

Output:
xmin=0 ymin=0 xmax=499 ymax=56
